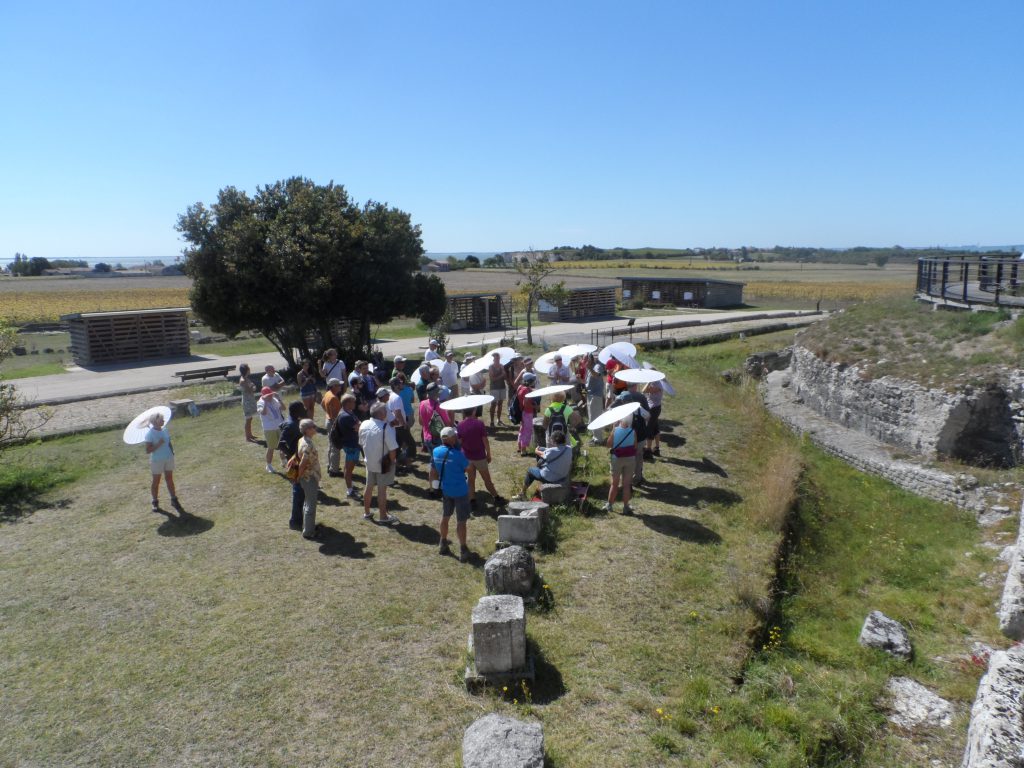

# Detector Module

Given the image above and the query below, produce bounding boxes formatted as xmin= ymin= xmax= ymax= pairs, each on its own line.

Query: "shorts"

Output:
xmin=442 ymin=494 xmax=471 ymax=522
xmin=468 ymin=457 xmax=490 ymax=472
xmin=490 ymin=386 xmax=506 ymax=401
xmin=344 ymin=446 xmax=361 ymax=463
xmin=263 ymin=428 xmax=281 ymax=449
xmin=648 ymin=405 xmax=662 ymax=437
xmin=367 ymin=468 xmax=396 ymax=489
xmin=610 ymin=454 xmax=636 ymax=483
xmin=150 ymin=457 xmax=175 ymax=475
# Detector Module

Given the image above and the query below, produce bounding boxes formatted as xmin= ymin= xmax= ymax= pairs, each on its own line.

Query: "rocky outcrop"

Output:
xmin=886 ymin=677 xmax=953 ymax=729
xmin=998 ymin=500 xmax=1024 ymax=640
xmin=788 ymin=346 xmax=1023 ymax=468
xmin=961 ymin=646 xmax=1024 ymax=768
xmin=859 ymin=611 xmax=913 ymax=660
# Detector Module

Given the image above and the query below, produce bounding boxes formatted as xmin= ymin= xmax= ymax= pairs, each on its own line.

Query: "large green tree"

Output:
xmin=177 ymin=178 xmax=445 ymax=368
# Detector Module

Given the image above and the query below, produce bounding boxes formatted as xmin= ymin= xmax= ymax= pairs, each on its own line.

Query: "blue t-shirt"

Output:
xmin=432 ymin=445 xmax=469 ymax=498
xmin=145 ymin=427 xmax=173 ymax=462
xmin=610 ymin=426 xmax=636 ymax=457
xmin=398 ymin=385 xmax=415 ymax=419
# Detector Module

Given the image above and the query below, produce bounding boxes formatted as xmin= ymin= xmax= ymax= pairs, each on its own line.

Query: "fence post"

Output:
xmin=962 ymin=259 xmax=969 ymax=304
xmin=995 ymin=261 xmax=1003 ymax=304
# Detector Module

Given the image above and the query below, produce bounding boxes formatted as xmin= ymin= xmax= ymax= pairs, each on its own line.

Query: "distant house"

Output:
xmin=422 ymin=260 xmax=450 ymax=273
xmin=620 ymin=277 xmax=744 ymax=308
xmin=160 ymin=265 xmax=184 ymax=276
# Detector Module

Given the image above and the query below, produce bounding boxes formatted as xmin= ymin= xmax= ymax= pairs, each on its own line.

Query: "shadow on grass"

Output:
xmin=662 ymin=456 xmax=729 ymax=477
xmin=659 ymin=432 xmax=688 ymax=449
xmin=491 ymin=431 xmax=518 ymax=444
xmin=528 ymin=637 xmax=566 ymax=704
xmin=393 ymin=521 xmax=441 ymax=547
xmin=640 ymin=481 xmax=741 ymax=508
xmin=637 ymin=512 xmax=722 ymax=544
xmin=1 ymin=496 xmax=72 ymax=523
xmin=316 ymin=525 xmax=374 ymax=558
xmin=154 ymin=506 xmax=215 ymax=537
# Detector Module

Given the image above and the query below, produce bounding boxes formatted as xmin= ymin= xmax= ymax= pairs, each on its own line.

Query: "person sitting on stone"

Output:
xmin=518 ymin=431 xmax=573 ymax=500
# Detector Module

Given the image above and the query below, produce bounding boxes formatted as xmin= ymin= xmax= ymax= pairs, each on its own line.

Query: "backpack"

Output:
xmin=428 ymin=408 xmax=444 ymax=443
xmin=631 ymin=408 xmax=647 ymax=441
xmin=547 ymin=403 xmax=568 ymax=439
xmin=508 ymin=392 xmax=523 ymax=425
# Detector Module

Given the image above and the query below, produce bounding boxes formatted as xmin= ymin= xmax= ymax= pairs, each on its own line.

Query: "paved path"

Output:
xmin=13 ymin=309 xmax=820 ymax=406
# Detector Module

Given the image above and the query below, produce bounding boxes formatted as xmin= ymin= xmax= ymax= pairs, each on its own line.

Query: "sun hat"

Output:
xmin=393 ymin=354 xmax=406 ymax=362
xmin=327 ymin=377 xmax=342 ymax=387
xmin=511 ymin=352 xmax=523 ymax=360
xmin=440 ymin=426 xmax=458 ymax=439
xmin=445 ymin=350 xmax=455 ymax=357
xmin=376 ymin=388 xmax=391 ymax=400
xmin=260 ymin=386 xmax=274 ymax=396
xmin=428 ymin=339 xmax=438 ymax=346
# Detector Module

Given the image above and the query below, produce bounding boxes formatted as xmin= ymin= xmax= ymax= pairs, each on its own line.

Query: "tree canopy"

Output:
xmin=177 ymin=178 xmax=446 ymax=368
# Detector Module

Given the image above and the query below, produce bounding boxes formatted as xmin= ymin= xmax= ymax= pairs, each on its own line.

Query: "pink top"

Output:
xmin=418 ymin=398 xmax=451 ymax=442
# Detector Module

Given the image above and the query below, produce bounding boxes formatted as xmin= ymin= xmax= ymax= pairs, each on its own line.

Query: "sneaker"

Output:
xmin=362 ymin=511 xmax=374 ymax=521
xmin=346 ymin=487 xmax=361 ymax=499
xmin=151 ymin=499 xmax=159 ymax=511
xmin=288 ymin=522 xmax=302 ymax=531
xmin=602 ymin=502 xmax=613 ymax=513
xmin=459 ymin=545 xmax=470 ymax=563
xmin=379 ymin=514 xmax=400 ymax=526
xmin=622 ymin=505 xmax=635 ymax=516
xmin=438 ymin=540 xmax=451 ymax=556
xmin=170 ymin=496 xmax=181 ymax=510
xmin=265 ymin=464 xmax=275 ymax=474
xmin=653 ymin=447 xmax=661 ymax=457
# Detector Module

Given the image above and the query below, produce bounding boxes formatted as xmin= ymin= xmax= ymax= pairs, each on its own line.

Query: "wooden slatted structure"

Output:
xmin=537 ymin=285 xmax=618 ymax=321
xmin=447 ymin=292 xmax=512 ymax=330
xmin=619 ymin=277 xmax=744 ymax=308
xmin=62 ymin=308 xmax=191 ymax=365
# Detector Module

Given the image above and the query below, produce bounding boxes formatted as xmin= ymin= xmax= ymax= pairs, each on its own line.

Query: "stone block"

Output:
xmin=485 ymin=546 xmax=537 ymax=597
xmin=506 ymin=500 xmax=550 ymax=527
xmin=884 ymin=676 xmax=952 ymax=729
xmin=962 ymin=645 xmax=1024 ymax=768
xmin=472 ymin=595 xmax=526 ymax=675
xmin=539 ymin=483 xmax=570 ymax=505
xmin=858 ymin=610 xmax=912 ymax=660
xmin=463 ymin=713 xmax=544 ymax=768
xmin=498 ymin=513 xmax=541 ymax=545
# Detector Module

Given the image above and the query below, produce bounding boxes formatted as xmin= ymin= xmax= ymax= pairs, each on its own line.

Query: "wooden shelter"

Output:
xmin=619 ymin=277 xmax=744 ymax=308
xmin=62 ymin=308 xmax=191 ymax=366
xmin=537 ymin=285 xmax=618 ymax=321
xmin=447 ymin=292 xmax=512 ymax=330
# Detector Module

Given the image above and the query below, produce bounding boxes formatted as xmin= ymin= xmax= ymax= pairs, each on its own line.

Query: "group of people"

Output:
xmin=142 ymin=339 xmax=669 ymax=557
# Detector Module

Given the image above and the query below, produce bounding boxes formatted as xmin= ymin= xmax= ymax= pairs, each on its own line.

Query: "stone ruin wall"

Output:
xmin=788 ymin=346 xmax=1024 ymax=468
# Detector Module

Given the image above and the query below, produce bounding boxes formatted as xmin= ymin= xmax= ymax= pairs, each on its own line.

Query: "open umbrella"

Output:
xmin=123 ymin=405 xmax=172 ymax=445
xmin=614 ymin=368 xmax=665 ymax=384
xmin=459 ymin=356 xmax=491 ymax=379
xmin=598 ymin=341 xmax=637 ymax=366
xmin=484 ymin=346 xmax=517 ymax=365
xmin=643 ymin=361 xmax=676 ymax=395
xmin=439 ymin=394 xmax=494 ymax=411
xmin=557 ymin=343 xmax=597 ymax=360
xmin=587 ymin=401 xmax=641 ymax=432
xmin=533 ymin=350 xmax=562 ymax=376
xmin=411 ymin=358 xmax=445 ymax=385
xmin=524 ymin=383 xmax=576 ymax=400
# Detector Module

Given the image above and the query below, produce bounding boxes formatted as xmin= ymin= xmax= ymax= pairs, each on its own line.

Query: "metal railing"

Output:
xmin=917 ymin=256 xmax=1024 ymax=308
xmin=590 ymin=320 xmax=665 ymax=348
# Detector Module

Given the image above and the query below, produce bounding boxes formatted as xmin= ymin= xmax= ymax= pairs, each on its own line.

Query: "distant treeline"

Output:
xmin=545 ymin=245 xmax=1022 ymax=266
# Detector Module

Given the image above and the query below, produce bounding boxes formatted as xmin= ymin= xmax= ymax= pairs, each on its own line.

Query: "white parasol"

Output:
xmin=597 ymin=341 xmax=637 ymax=366
xmin=587 ymin=401 xmax=641 ymax=432
xmin=123 ymin=405 xmax=172 ymax=445
xmin=533 ymin=350 xmax=563 ymax=376
xmin=484 ymin=346 xmax=517 ymax=365
xmin=459 ymin=356 xmax=491 ymax=378
xmin=439 ymin=394 xmax=495 ymax=411
xmin=557 ymin=343 xmax=597 ymax=360
xmin=524 ymin=383 xmax=576 ymax=400
xmin=614 ymin=368 xmax=665 ymax=384
xmin=411 ymin=358 xmax=445 ymax=385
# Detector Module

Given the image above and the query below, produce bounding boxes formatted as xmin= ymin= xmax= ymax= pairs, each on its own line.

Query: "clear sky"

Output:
xmin=1 ymin=1 xmax=1021 ymax=260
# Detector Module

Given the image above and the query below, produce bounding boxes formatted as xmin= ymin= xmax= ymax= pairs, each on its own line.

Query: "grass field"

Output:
xmin=0 ymin=333 xmax=1008 ymax=766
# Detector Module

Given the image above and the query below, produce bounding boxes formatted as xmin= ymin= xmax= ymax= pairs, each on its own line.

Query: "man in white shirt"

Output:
xmin=358 ymin=402 xmax=400 ymax=525
xmin=424 ymin=339 xmax=441 ymax=362
xmin=549 ymin=354 xmax=572 ymax=386
xmin=440 ymin=350 xmax=460 ymax=397
xmin=261 ymin=365 xmax=285 ymax=392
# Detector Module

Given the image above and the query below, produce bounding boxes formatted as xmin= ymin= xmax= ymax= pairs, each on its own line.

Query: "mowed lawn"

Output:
xmin=0 ymin=333 xmax=1005 ymax=766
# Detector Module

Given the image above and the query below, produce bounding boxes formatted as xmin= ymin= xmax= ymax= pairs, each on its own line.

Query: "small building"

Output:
xmin=422 ymin=260 xmax=451 ymax=273
xmin=537 ymin=285 xmax=618 ymax=321
xmin=447 ymin=292 xmax=512 ymax=330
xmin=62 ymin=307 xmax=191 ymax=366
xmin=619 ymin=277 xmax=744 ymax=308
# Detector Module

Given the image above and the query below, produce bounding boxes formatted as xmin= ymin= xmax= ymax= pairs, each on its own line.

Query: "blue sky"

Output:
xmin=1 ymin=1 xmax=1021 ymax=260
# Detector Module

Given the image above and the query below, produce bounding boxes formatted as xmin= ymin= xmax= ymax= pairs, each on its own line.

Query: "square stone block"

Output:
xmin=506 ymin=500 xmax=550 ymax=527
xmin=497 ymin=513 xmax=541 ymax=545
xmin=539 ymin=483 xmax=570 ymax=505
xmin=472 ymin=595 xmax=526 ymax=675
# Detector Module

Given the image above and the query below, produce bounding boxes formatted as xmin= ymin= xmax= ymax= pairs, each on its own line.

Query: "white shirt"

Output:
xmin=384 ymin=391 xmax=405 ymax=426
xmin=440 ymin=360 xmax=459 ymax=388
xmin=321 ymin=358 xmax=346 ymax=383
xmin=424 ymin=348 xmax=440 ymax=361
xmin=549 ymin=364 xmax=572 ymax=385
xmin=256 ymin=395 xmax=284 ymax=431
xmin=358 ymin=418 xmax=398 ymax=473
xmin=261 ymin=372 xmax=284 ymax=390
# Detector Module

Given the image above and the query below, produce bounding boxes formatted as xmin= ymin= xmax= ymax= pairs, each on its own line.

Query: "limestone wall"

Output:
xmin=788 ymin=346 xmax=1024 ymax=468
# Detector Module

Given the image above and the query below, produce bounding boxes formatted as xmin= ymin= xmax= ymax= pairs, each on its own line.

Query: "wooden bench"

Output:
xmin=173 ymin=364 xmax=236 ymax=383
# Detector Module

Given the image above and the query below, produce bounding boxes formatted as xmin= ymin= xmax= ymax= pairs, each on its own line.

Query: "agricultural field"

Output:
xmin=0 ymin=334 xmax=1008 ymax=766
xmin=0 ymin=275 xmax=191 ymax=325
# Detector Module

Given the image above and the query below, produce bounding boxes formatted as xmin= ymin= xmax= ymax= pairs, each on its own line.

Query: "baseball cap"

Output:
xmin=376 ymin=388 xmax=391 ymax=400
xmin=327 ymin=377 xmax=342 ymax=387
xmin=393 ymin=355 xmax=406 ymax=363
xmin=445 ymin=350 xmax=455 ymax=357
xmin=260 ymin=386 xmax=274 ymax=396
xmin=428 ymin=339 xmax=438 ymax=346
xmin=440 ymin=426 xmax=457 ymax=439
xmin=522 ymin=372 xmax=537 ymax=384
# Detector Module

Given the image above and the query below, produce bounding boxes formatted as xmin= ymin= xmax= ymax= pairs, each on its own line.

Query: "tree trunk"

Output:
xmin=525 ymin=294 xmax=535 ymax=345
